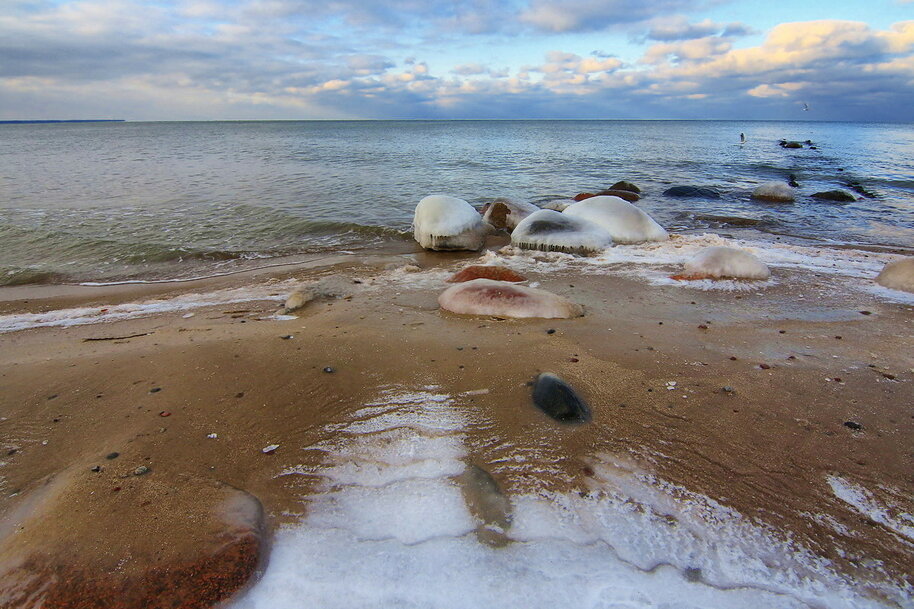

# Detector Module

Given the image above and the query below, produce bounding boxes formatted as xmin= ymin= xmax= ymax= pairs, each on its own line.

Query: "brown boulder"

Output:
xmin=595 ymin=189 xmax=640 ymax=202
xmin=573 ymin=192 xmax=595 ymax=202
xmin=447 ymin=265 xmax=527 ymax=283
xmin=609 ymin=181 xmax=641 ymax=193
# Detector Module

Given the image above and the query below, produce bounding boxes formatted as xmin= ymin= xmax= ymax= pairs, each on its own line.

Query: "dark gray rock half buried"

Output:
xmin=532 ymin=373 xmax=592 ymax=423
xmin=662 ymin=186 xmax=721 ymax=199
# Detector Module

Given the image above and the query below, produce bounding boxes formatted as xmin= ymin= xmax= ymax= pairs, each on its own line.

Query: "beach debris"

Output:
xmin=563 ymin=195 xmax=668 ymax=244
xmin=207 ymin=433 xmax=218 ymax=439
xmin=447 ymin=265 xmax=526 ymax=283
xmin=262 ymin=444 xmax=279 ymax=454
xmin=134 ymin=465 xmax=150 ymax=476
xmin=83 ymin=332 xmax=150 ymax=342
xmin=413 ymin=194 xmax=490 ymax=251
xmin=439 ymin=279 xmax=583 ymax=319
xmin=666 ymin=381 xmax=677 ymax=390
xmin=182 ymin=312 xmax=195 ymax=319
xmin=481 ymin=198 xmax=538 ymax=231
xmin=875 ymin=257 xmax=914 ymax=293
xmin=149 ymin=387 xmax=161 ymax=393
xmin=282 ymin=289 xmax=315 ymax=314
xmin=546 ymin=328 xmax=556 ymax=334
xmin=158 ymin=411 xmax=171 ymax=417
xmin=672 ymin=246 xmax=770 ymax=281
xmin=323 ymin=366 xmax=335 ymax=373
xmin=843 ymin=421 xmax=862 ymax=431
xmin=811 ymin=190 xmax=856 ymax=202
xmin=532 ymin=373 xmax=591 ymax=423
xmin=663 ymin=185 xmax=721 ymax=199
xmin=752 ymin=181 xmax=796 ymax=202
xmin=280 ymin=334 xmax=294 ymax=340
xmin=759 ymin=363 xmax=771 ymax=370
xmin=511 ymin=209 xmax=611 ymax=255
xmin=722 ymin=386 xmax=735 ymax=393
xmin=90 ymin=465 xmax=102 ymax=473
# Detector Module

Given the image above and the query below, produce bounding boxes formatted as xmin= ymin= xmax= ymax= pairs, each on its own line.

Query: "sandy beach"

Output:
xmin=0 ymin=238 xmax=912 ymax=607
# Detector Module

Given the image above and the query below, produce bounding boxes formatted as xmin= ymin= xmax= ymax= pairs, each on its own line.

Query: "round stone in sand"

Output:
xmin=876 ymin=257 xmax=914 ymax=293
xmin=447 ymin=265 xmax=527 ymax=283
xmin=439 ymin=278 xmax=583 ymax=319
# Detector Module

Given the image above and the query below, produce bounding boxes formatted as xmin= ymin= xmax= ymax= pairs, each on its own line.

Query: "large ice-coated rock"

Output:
xmin=413 ymin=195 xmax=489 ymax=251
xmin=563 ymin=196 xmax=668 ymax=244
xmin=876 ymin=257 xmax=914 ymax=293
xmin=675 ymin=246 xmax=770 ymax=280
xmin=510 ymin=209 xmax=611 ymax=255
xmin=438 ymin=278 xmax=583 ymax=318
xmin=752 ymin=182 xmax=795 ymax=202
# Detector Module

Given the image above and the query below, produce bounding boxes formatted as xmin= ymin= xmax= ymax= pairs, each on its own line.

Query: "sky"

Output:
xmin=1 ymin=0 xmax=912 ymax=121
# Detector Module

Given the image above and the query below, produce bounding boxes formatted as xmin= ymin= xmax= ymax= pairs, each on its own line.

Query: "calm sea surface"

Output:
xmin=1 ymin=120 xmax=912 ymax=285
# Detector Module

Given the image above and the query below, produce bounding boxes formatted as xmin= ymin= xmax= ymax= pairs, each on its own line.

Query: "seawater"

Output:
xmin=1 ymin=120 xmax=912 ymax=285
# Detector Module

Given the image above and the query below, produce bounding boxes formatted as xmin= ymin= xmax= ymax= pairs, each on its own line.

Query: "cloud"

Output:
xmin=641 ymin=15 xmax=755 ymax=41
xmin=519 ymin=0 xmax=703 ymax=33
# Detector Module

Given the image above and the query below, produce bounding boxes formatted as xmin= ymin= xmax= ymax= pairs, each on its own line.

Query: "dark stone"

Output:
xmin=812 ymin=190 xmax=856 ymax=202
xmin=845 ymin=181 xmax=877 ymax=198
xmin=663 ymin=186 xmax=721 ymax=199
xmin=106 ymin=452 xmax=119 ymax=460
xmin=780 ymin=140 xmax=803 ymax=149
xmin=280 ymin=335 xmax=293 ymax=340
xmin=844 ymin=421 xmax=862 ymax=431
xmin=91 ymin=466 xmax=101 ymax=473
xmin=684 ymin=567 xmax=703 ymax=583
xmin=595 ymin=189 xmax=641 ymax=202
xmin=149 ymin=387 xmax=162 ymax=394
xmin=532 ymin=373 xmax=591 ymax=423
xmin=609 ymin=181 xmax=641 ymax=194
xmin=546 ymin=328 xmax=556 ymax=335
xmin=573 ymin=192 xmax=595 ymax=202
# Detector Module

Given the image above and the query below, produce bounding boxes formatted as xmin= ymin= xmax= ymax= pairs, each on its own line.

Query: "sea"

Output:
xmin=1 ymin=120 xmax=912 ymax=287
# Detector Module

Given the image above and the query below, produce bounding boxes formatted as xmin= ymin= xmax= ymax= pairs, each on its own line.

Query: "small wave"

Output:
xmin=0 ymin=267 xmax=70 ymax=287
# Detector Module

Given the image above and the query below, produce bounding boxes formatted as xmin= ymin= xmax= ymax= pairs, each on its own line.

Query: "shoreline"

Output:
xmin=1 ymin=238 xmax=912 ymax=607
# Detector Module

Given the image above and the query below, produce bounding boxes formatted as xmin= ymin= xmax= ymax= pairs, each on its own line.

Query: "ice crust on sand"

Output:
xmin=413 ymin=195 xmax=489 ymax=251
xmin=827 ymin=475 xmax=914 ymax=543
xmin=439 ymin=278 xmax=583 ymax=319
xmin=230 ymin=387 xmax=909 ymax=609
xmin=511 ymin=209 xmax=611 ymax=255
xmin=678 ymin=246 xmax=771 ymax=280
xmin=563 ymin=196 xmax=668 ymax=244
xmin=752 ymin=181 xmax=796 ymax=202
xmin=875 ymin=256 xmax=914 ymax=293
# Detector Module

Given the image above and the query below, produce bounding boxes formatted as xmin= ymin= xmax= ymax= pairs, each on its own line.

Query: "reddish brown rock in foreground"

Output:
xmin=447 ymin=265 xmax=527 ymax=283
xmin=0 ymin=471 xmax=266 ymax=609
xmin=595 ymin=189 xmax=641 ymax=202
xmin=573 ymin=192 xmax=595 ymax=202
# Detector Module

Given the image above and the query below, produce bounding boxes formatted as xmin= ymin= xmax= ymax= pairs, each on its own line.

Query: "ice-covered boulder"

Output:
xmin=876 ymin=257 xmax=914 ymax=293
xmin=674 ymin=246 xmax=771 ymax=280
xmin=481 ymin=198 xmax=539 ymax=231
xmin=563 ymin=196 xmax=668 ymax=244
xmin=413 ymin=195 xmax=489 ymax=251
xmin=439 ymin=278 xmax=583 ymax=318
xmin=752 ymin=182 xmax=795 ymax=202
xmin=511 ymin=209 xmax=611 ymax=255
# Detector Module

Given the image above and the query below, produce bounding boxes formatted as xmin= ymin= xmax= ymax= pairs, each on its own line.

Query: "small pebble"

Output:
xmin=134 ymin=466 xmax=150 ymax=476
xmin=779 ymin=330 xmax=786 ymax=334
xmin=235 ymin=392 xmax=245 ymax=398
xmin=729 ymin=356 xmax=737 ymax=361
xmin=323 ymin=367 xmax=335 ymax=373
xmin=47 ymin=394 xmax=58 ymax=400
xmin=207 ymin=433 xmax=218 ymax=439
xmin=90 ymin=465 xmax=101 ymax=473
xmin=280 ymin=335 xmax=294 ymax=340
xmin=835 ymin=336 xmax=842 ymax=340
xmin=881 ymin=372 xmax=896 ymax=380
xmin=843 ymin=421 xmax=862 ymax=431
xmin=262 ymin=444 xmax=279 ymax=454
xmin=697 ymin=324 xmax=708 ymax=330
xmin=570 ymin=357 xmax=579 ymax=363
xmin=787 ymin=355 xmax=796 ymax=360
xmin=546 ymin=329 xmax=556 ymax=335
xmin=106 ymin=452 xmax=120 ymax=460
xmin=158 ymin=411 xmax=171 ymax=417
xmin=759 ymin=363 xmax=771 ymax=370
xmin=149 ymin=387 xmax=162 ymax=393
xmin=722 ymin=386 xmax=734 ymax=393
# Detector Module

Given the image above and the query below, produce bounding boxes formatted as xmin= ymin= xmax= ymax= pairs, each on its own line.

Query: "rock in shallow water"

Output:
xmin=511 ymin=209 xmax=611 ymax=255
xmin=532 ymin=373 xmax=591 ymax=423
xmin=752 ymin=182 xmax=795 ymax=202
xmin=481 ymin=199 xmax=539 ymax=231
xmin=663 ymin=186 xmax=721 ymax=199
xmin=413 ymin=195 xmax=489 ymax=251
xmin=439 ymin=279 xmax=583 ymax=319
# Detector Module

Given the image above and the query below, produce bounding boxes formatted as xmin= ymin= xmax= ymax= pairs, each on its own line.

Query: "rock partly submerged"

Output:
xmin=447 ymin=265 xmax=527 ymax=283
xmin=663 ymin=186 xmax=721 ymax=199
xmin=413 ymin=195 xmax=489 ymax=251
xmin=876 ymin=257 xmax=914 ymax=293
xmin=532 ymin=373 xmax=591 ymax=423
xmin=439 ymin=278 xmax=583 ymax=318
xmin=752 ymin=182 xmax=796 ymax=203
xmin=563 ymin=196 xmax=668 ymax=245
xmin=673 ymin=246 xmax=771 ymax=280
xmin=811 ymin=190 xmax=856 ymax=202
xmin=511 ymin=209 xmax=611 ymax=255
xmin=481 ymin=199 xmax=540 ymax=231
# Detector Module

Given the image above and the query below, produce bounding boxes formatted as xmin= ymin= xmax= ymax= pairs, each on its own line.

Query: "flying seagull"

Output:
xmin=802 ymin=102 xmax=810 ymax=111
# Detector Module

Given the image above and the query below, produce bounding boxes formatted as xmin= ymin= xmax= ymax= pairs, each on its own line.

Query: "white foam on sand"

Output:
xmin=228 ymin=387 xmax=910 ymax=609
xmin=827 ymin=475 xmax=914 ymax=544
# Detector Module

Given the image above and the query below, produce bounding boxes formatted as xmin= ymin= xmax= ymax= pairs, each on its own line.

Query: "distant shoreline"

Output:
xmin=0 ymin=119 xmax=125 ymax=124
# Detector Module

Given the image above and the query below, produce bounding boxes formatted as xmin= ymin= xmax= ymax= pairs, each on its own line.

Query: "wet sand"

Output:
xmin=0 ymin=246 xmax=912 ymax=606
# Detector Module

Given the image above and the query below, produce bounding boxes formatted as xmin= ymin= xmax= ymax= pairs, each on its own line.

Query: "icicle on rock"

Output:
xmin=752 ymin=181 xmax=796 ymax=202
xmin=532 ymin=373 xmax=591 ymax=423
xmin=876 ymin=257 xmax=914 ymax=293
xmin=563 ymin=195 xmax=668 ymax=244
xmin=481 ymin=199 xmax=539 ymax=231
xmin=438 ymin=278 xmax=583 ymax=318
xmin=413 ymin=195 xmax=489 ymax=251
xmin=673 ymin=246 xmax=771 ymax=280
xmin=511 ymin=209 xmax=611 ymax=255
xmin=447 ymin=265 xmax=527 ymax=283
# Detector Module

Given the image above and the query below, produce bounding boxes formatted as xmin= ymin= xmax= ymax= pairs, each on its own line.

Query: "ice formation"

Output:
xmin=438 ymin=278 xmax=583 ymax=318
xmin=752 ymin=182 xmax=796 ymax=202
xmin=510 ymin=209 xmax=611 ymax=255
xmin=875 ymin=257 xmax=914 ymax=293
xmin=675 ymin=246 xmax=771 ymax=280
xmin=413 ymin=195 xmax=489 ymax=251
xmin=481 ymin=199 xmax=539 ymax=231
xmin=563 ymin=196 xmax=668 ymax=244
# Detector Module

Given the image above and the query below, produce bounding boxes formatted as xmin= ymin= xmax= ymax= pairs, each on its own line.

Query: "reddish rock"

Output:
xmin=573 ymin=192 xmax=596 ymax=202
xmin=447 ymin=265 xmax=527 ymax=283
xmin=595 ymin=189 xmax=640 ymax=202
